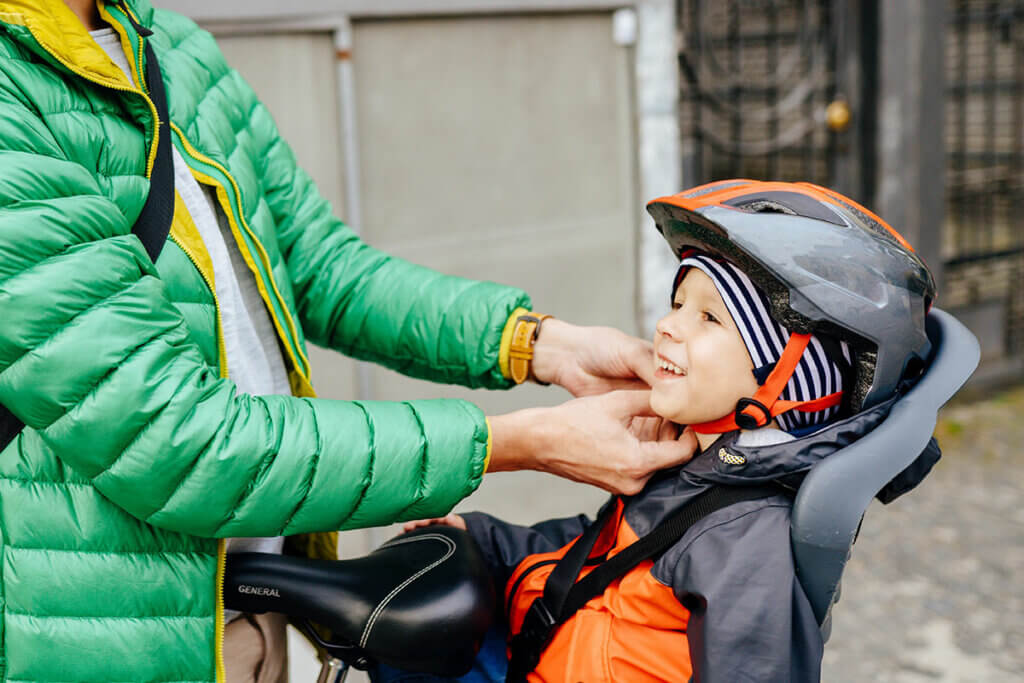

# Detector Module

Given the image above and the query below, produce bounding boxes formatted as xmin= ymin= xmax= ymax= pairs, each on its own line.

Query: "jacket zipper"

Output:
xmin=214 ymin=538 xmax=227 ymax=683
xmin=102 ymin=8 xmax=231 ymax=681
xmin=21 ymin=21 xmax=159 ymax=176
xmin=24 ymin=7 xmax=229 ymax=681
xmin=168 ymin=229 xmax=229 ymax=376
xmin=166 ymin=123 xmax=314 ymax=386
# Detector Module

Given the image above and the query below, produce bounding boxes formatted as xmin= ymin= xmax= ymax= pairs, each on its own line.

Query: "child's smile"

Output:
xmin=655 ymin=353 xmax=686 ymax=378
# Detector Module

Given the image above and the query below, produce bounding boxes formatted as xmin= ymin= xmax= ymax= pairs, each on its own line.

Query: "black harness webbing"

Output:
xmin=0 ymin=13 xmax=175 ymax=452
xmin=505 ymin=485 xmax=783 ymax=683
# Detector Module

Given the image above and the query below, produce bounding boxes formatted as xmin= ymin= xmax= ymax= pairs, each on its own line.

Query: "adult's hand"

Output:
xmin=530 ymin=318 xmax=654 ymax=397
xmin=487 ymin=390 xmax=698 ymax=495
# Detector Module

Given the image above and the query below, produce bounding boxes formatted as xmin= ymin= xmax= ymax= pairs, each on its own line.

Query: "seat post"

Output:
xmin=316 ymin=656 xmax=350 ymax=683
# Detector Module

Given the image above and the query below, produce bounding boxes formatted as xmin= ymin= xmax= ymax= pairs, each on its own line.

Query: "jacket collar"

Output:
xmin=0 ymin=0 xmax=153 ymax=88
xmin=689 ymin=394 xmax=898 ymax=486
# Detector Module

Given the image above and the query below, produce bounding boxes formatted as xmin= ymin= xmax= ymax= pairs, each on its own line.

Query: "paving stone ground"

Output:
xmin=822 ymin=383 xmax=1024 ymax=682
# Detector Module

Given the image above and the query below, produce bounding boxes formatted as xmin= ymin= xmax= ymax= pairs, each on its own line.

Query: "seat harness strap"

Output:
xmin=505 ymin=485 xmax=783 ymax=683
xmin=0 ymin=19 xmax=175 ymax=452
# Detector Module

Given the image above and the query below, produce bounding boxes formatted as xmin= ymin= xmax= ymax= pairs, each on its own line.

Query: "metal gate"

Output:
xmin=677 ymin=0 xmax=1024 ymax=371
xmin=943 ymin=0 xmax=1024 ymax=357
xmin=676 ymin=0 xmax=870 ymax=201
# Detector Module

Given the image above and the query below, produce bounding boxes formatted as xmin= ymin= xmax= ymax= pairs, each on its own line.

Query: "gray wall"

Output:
xmin=213 ymin=11 xmax=638 ymax=546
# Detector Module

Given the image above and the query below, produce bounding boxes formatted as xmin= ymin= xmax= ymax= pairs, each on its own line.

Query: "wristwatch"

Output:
xmin=508 ymin=313 xmax=554 ymax=385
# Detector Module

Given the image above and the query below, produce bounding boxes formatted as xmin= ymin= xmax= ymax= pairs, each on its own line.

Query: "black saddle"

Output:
xmin=223 ymin=526 xmax=495 ymax=676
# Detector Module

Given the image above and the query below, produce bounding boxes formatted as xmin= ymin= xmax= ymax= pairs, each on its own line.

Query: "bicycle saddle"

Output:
xmin=223 ymin=526 xmax=495 ymax=676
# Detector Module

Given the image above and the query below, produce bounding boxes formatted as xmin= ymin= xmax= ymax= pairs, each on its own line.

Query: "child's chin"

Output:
xmin=649 ymin=393 xmax=687 ymax=424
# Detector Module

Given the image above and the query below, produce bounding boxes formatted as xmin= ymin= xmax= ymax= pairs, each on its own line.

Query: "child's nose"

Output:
xmin=656 ymin=312 xmax=682 ymax=340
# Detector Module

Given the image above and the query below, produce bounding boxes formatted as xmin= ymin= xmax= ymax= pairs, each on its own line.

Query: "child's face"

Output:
xmin=651 ymin=268 xmax=761 ymax=427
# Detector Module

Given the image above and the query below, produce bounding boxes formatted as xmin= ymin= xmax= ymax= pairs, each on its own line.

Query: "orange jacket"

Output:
xmin=464 ymin=431 xmax=824 ymax=682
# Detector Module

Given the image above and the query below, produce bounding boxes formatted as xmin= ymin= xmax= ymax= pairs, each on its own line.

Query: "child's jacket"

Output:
xmin=464 ymin=405 xmax=894 ymax=683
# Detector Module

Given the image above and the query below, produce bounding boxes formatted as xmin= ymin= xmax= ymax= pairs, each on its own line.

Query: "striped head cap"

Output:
xmin=674 ymin=251 xmax=851 ymax=435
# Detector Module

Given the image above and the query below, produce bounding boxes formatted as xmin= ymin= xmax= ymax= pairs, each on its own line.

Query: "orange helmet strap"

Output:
xmin=691 ymin=333 xmax=842 ymax=434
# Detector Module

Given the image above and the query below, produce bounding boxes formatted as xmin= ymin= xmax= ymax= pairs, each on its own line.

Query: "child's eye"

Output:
xmin=703 ymin=311 xmax=719 ymax=323
xmin=671 ymin=300 xmax=683 ymax=310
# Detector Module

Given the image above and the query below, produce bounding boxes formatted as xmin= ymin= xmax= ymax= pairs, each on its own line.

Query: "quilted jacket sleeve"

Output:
xmin=0 ymin=73 xmax=488 ymax=538
xmin=239 ymin=72 xmax=531 ymax=390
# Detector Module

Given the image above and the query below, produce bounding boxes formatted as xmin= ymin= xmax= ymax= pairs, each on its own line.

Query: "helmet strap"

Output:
xmin=691 ymin=332 xmax=842 ymax=434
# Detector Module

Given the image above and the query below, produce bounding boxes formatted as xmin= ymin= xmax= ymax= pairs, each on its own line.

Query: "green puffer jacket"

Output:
xmin=0 ymin=1 xmax=531 ymax=680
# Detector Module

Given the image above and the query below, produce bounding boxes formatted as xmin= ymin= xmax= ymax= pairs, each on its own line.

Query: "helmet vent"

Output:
xmin=736 ymin=199 xmax=797 ymax=216
xmin=723 ymin=190 xmax=846 ymax=226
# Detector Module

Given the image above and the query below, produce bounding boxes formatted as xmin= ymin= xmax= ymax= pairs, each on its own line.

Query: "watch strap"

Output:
xmin=509 ymin=314 xmax=553 ymax=385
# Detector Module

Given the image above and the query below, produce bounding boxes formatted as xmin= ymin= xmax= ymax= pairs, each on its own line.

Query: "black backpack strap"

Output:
xmin=120 ymin=3 xmax=175 ymax=264
xmin=505 ymin=485 xmax=783 ymax=683
xmin=0 ymin=14 xmax=174 ymax=452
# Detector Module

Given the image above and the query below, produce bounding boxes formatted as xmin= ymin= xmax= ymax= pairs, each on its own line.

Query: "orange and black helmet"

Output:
xmin=647 ymin=180 xmax=936 ymax=422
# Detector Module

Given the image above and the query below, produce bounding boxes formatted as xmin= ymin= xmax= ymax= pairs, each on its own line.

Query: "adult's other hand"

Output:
xmin=530 ymin=319 xmax=654 ymax=397
xmin=487 ymin=390 xmax=697 ymax=495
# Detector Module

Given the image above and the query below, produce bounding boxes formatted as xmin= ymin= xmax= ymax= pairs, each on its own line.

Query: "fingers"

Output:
xmin=628 ymin=416 xmax=660 ymax=441
xmin=601 ymin=389 xmax=659 ymax=418
xmin=575 ymin=377 xmax=650 ymax=397
xmin=402 ymin=518 xmax=439 ymax=532
xmin=658 ymin=418 xmax=680 ymax=442
xmin=639 ymin=428 xmax=698 ymax=470
xmin=625 ymin=337 xmax=656 ymax=387
xmin=402 ymin=513 xmax=466 ymax=533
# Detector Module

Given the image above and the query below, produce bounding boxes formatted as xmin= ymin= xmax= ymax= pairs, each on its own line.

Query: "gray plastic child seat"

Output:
xmin=790 ymin=308 xmax=980 ymax=640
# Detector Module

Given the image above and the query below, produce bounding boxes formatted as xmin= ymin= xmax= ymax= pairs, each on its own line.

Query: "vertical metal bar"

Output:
xmin=875 ymin=0 xmax=946 ymax=286
xmin=956 ymin=0 xmax=968 ymax=258
xmin=858 ymin=0 xmax=879 ymax=208
xmin=984 ymin=0 xmax=998 ymax=254
xmin=823 ymin=0 xmax=838 ymax=186
xmin=334 ymin=17 xmax=375 ymax=404
xmin=803 ymin=2 xmax=816 ymax=179
xmin=316 ymin=657 xmax=350 ymax=683
xmin=1007 ymin=2 xmax=1023 ymax=352
xmin=1013 ymin=4 xmax=1024 ymax=249
xmin=767 ymin=0 xmax=778 ymax=179
xmin=729 ymin=0 xmax=741 ymax=178
xmin=334 ymin=18 xmax=363 ymax=236
xmin=691 ymin=0 xmax=705 ymax=182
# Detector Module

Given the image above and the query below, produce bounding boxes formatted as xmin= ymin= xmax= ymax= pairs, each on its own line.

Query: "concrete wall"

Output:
xmin=213 ymin=11 xmax=638 ymax=551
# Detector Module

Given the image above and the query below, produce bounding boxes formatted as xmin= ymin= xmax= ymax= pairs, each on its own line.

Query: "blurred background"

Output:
xmin=161 ymin=1 xmax=1023 ymax=680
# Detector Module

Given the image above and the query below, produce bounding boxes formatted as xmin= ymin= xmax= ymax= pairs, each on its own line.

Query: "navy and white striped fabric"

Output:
xmin=675 ymin=253 xmax=850 ymax=433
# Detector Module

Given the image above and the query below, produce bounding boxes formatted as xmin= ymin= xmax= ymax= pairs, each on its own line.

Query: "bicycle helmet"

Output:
xmin=647 ymin=180 xmax=936 ymax=430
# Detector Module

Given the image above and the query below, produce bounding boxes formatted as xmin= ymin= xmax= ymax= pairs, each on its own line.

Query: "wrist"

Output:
xmin=485 ymin=408 xmax=549 ymax=473
xmin=530 ymin=318 xmax=578 ymax=386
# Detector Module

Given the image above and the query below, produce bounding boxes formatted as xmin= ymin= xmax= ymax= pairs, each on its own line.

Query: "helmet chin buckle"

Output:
xmin=735 ymin=397 xmax=771 ymax=430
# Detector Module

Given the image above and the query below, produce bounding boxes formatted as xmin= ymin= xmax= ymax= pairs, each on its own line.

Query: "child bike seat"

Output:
xmin=791 ymin=308 xmax=979 ymax=640
xmin=223 ymin=526 xmax=495 ymax=676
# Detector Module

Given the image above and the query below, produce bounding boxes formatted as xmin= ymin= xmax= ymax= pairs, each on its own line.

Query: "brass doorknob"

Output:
xmin=826 ymin=99 xmax=852 ymax=132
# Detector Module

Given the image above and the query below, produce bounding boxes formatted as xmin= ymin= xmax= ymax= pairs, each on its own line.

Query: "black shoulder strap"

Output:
xmin=505 ymin=485 xmax=783 ymax=683
xmin=121 ymin=6 xmax=176 ymax=264
xmin=0 ymin=19 xmax=174 ymax=451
